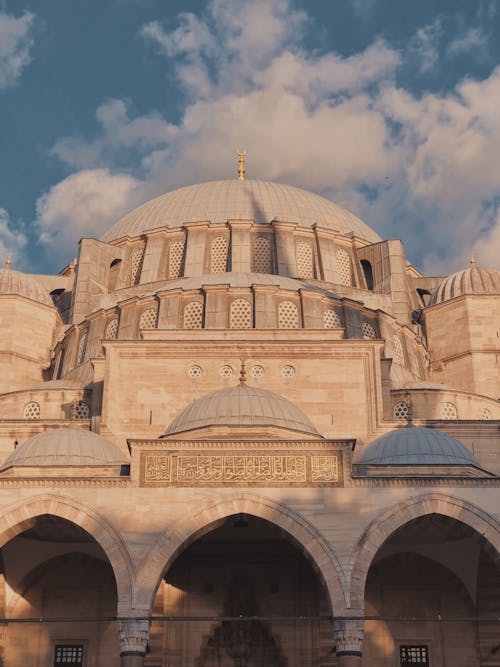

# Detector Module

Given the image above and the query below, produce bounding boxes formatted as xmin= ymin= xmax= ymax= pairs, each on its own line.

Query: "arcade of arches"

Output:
xmin=0 ymin=506 xmax=499 ymax=667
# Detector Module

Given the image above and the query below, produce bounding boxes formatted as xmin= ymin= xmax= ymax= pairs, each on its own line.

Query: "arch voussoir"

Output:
xmin=134 ymin=493 xmax=347 ymax=617
xmin=349 ymin=492 xmax=500 ymax=610
xmin=0 ymin=493 xmax=135 ymax=609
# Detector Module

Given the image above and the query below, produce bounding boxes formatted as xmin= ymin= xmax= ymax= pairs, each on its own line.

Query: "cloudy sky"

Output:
xmin=1 ymin=0 xmax=500 ymax=275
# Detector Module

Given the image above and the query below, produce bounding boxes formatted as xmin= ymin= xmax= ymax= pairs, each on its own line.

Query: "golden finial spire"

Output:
xmin=236 ymin=149 xmax=246 ymax=181
xmin=5 ymin=255 xmax=11 ymax=269
xmin=470 ymin=254 xmax=476 ymax=268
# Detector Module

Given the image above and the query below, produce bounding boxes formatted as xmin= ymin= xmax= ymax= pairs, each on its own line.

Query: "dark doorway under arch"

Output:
xmin=149 ymin=514 xmax=334 ymax=667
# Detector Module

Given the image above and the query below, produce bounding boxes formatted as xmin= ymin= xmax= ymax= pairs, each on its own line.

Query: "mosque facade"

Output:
xmin=0 ymin=166 xmax=499 ymax=667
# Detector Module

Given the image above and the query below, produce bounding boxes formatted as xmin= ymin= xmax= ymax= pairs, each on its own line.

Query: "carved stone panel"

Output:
xmin=140 ymin=449 xmax=343 ymax=487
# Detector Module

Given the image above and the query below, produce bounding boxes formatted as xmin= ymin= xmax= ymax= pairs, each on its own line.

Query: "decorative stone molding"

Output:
xmin=333 ymin=618 xmax=364 ymax=655
xmin=119 ymin=618 xmax=150 ymax=656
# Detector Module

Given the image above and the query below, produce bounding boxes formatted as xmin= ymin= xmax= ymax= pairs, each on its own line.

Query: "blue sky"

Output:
xmin=1 ymin=0 xmax=500 ymax=275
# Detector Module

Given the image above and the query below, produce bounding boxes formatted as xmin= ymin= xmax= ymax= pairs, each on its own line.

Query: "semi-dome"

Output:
xmin=0 ymin=268 xmax=53 ymax=307
xmin=359 ymin=427 xmax=479 ymax=467
xmin=101 ymin=179 xmax=381 ymax=244
xmin=162 ymin=383 xmax=321 ymax=437
xmin=1 ymin=428 xmax=129 ymax=469
xmin=430 ymin=265 xmax=500 ymax=306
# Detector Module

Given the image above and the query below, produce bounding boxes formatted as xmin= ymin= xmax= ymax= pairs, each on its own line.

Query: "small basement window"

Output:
xmin=54 ymin=644 xmax=84 ymax=665
xmin=400 ymin=645 xmax=429 ymax=666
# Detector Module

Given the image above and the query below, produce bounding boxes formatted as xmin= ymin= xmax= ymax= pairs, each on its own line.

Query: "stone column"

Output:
xmin=119 ymin=618 xmax=150 ymax=667
xmin=333 ymin=618 xmax=364 ymax=667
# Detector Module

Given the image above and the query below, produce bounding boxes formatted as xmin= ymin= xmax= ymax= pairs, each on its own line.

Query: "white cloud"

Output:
xmin=446 ymin=28 xmax=485 ymax=58
xmin=408 ymin=18 xmax=442 ymax=73
xmin=0 ymin=208 xmax=26 ymax=266
xmin=35 ymin=169 xmax=146 ymax=260
xmin=0 ymin=12 xmax=35 ymax=89
xmin=44 ymin=0 xmax=500 ymax=274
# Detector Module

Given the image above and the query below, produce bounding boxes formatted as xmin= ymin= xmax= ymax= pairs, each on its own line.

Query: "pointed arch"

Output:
xmin=135 ymin=493 xmax=347 ymax=616
xmin=349 ymin=492 xmax=500 ymax=608
xmin=0 ymin=493 xmax=135 ymax=608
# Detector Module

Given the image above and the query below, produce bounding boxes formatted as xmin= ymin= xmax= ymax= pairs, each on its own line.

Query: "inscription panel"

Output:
xmin=140 ymin=451 xmax=343 ymax=487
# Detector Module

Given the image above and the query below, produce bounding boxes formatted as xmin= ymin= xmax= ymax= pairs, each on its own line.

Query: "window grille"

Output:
xmin=440 ymin=402 xmax=457 ymax=419
xmin=336 ymin=249 xmax=352 ymax=286
xmin=323 ymin=309 xmax=341 ymax=329
xmin=281 ymin=365 xmax=295 ymax=378
xmin=54 ymin=644 xmax=84 ymax=665
xmin=362 ymin=322 xmax=376 ymax=339
xmin=296 ymin=240 xmax=314 ymax=279
xmin=104 ymin=317 xmax=119 ymax=339
xmin=230 ymin=298 xmax=252 ymax=328
xmin=24 ymin=402 xmax=40 ymax=420
xmin=393 ymin=401 xmax=409 ymax=420
xmin=253 ymin=236 xmax=272 ymax=273
xmin=393 ymin=334 xmax=404 ymax=364
xmin=219 ymin=365 xmax=233 ymax=378
xmin=168 ymin=240 xmax=185 ymax=279
xmin=480 ymin=408 xmax=492 ymax=420
xmin=278 ymin=301 xmax=299 ymax=329
xmin=131 ymin=246 xmax=145 ymax=285
xmin=72 ymin=400 xmax=90 ymax=420
xmin=183 ymin=301 xmax=203 ymax=329
xmin=400 ymin=645 xmax=429 ymax=666
xmin=77 ymin=331 xmax=88 ymax=365
xmin=251 ymin=365 xmax=264 ymax=378
xmin=139 ymin=307 xmax=158 ymax=330
xmin=210 ymin=236 xmax=228 ymax=273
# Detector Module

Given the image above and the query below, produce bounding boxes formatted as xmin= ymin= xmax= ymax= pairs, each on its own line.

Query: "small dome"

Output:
xmin=1 ymin=428 xmax=129 ymax=469
xmin=430 ymin=265 xmax=500 ymax=306
xmin=101 ymin=179 xmax=381 ymax=244
xmin=162 ymin=384 xmax=321 ymax=437
xmin=359 ymin=427 xmax=479 ymax=466
xmin=0 ymin=268 xmax=53 ymax=307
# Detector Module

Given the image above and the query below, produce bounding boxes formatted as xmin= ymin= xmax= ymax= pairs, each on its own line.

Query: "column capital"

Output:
xmin=119 ymin=618 xmax=150 ymax=656
xmin=333 ymin=617 xmax=364 ymax=656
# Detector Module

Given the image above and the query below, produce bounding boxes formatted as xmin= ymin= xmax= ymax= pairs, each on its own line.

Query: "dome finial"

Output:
xmin=470 ymin=253 xmax=476 ymax=268
xmin=236 ymin=149 xmax=246 ymax=181
xmin=239 ymin=358 xmax=247 ymax=385
xmin=5 ymin=255 xmax=11 ymax=269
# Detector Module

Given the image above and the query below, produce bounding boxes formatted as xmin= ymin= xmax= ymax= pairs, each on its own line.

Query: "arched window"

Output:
xmin=336 ymin=249 xmax=352 ymax=286
xmin=24 ymin=402 xmax=40 ymax=420
xmin=295 ymin=241 xmax=314 ymax=279
xmin=168 ymin=240 xmax=185 ymax=279
xmin=230 ymin=299 xmax=252 ymax=328
xmin=253 ymin=236 xmax=272 ymax=273
xmin=139 ymin=307 xmax=158 ymax=330
xmin=210 ymin=236 xmax=228 ymax=273
xmin=104 ymin=317 xmax=119 ymax=339
xmin=361 ymin=259 xmax=374 ymax=290
xmin=417 ymin=288 xmax=432 ymax=307
xmin=278 ymin=301 xmax=299 ymax=329
xmin=72 ymin=401 xmax=90 ymax=420
xmin=323 ymin=309 xmax=341 ymax=329
xmin=108 ymin=258 xmax=122 ymax=291
xmin=392 ymin=334 xmax=404 ymax=365
xmin=393 ymin=401 xmax=409 ymax=420
xmin=183 ymin=301 xmax=203 ymax=329
xmin=362 ymin=322 xmax=376 ymax=339
xmin=440 ymin=402 xmax=458 ymax=420
xmin=131 ymin=247 xmax=145 ymax=285
xmin=77 ymin=331 xmax=88 ymax=365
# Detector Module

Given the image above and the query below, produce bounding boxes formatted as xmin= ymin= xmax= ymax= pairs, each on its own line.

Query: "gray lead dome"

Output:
xmin=162 ymin=384 xmax=321 ymax=437
xmin=359 ymin=427 xmax=479 ymax=466
xmin=101 ymin=179 xmax=381 ymax=243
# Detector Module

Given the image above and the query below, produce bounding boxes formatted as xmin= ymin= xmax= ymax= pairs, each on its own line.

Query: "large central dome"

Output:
xmin=101 ymin=179 xmax=381 ymax=243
